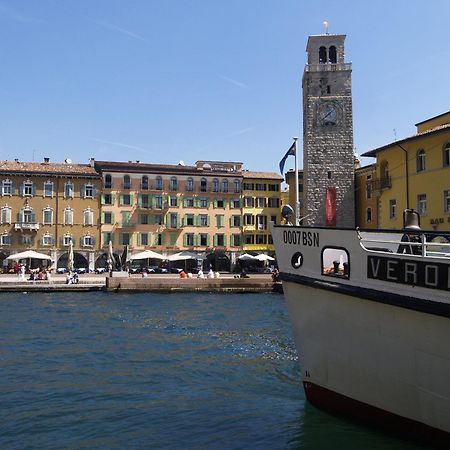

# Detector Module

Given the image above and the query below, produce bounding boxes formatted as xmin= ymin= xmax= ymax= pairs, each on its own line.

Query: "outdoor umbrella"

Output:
xmin=6 ymin=250 xmax=52 ymax=261
xmin=121 ymin=245 xmax=130 ymax=271
xmin=67 ymin=240 xmax=74 ymax=271
xmin=254 ymin=254 xmax=275 ymax=262
xmin=237 ymin=253 xmax=258 ymax=261
xmin=129 ymin=250 xmax=166 ymax=260
xmin=167 ymin=251 xmax=202 ymax=261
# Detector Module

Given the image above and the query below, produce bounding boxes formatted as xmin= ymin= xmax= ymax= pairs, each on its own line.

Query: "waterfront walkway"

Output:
xmin=0 ymin=273 xmax=281 ymax=293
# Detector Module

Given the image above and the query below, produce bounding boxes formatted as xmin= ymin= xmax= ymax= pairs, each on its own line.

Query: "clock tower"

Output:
xmin=302 ymin=33 xmax=355 ymax=227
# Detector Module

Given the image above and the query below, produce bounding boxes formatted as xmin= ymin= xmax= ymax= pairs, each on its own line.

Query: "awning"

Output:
xmin=6 ymin=250 xmax=52 ymax=261
xmin=168 ymin=251 xmax=204 ymax=261
xmin=129 ymin=250 xmax=166 ymax=261
xmin=237 ymin=253 xmax=258 ymax=261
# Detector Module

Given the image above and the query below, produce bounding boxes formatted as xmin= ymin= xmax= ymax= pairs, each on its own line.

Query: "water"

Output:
xmin=0 ymin=292 xmax=432 ymax=449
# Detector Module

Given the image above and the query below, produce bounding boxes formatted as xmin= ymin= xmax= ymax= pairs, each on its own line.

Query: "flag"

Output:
xmin=279 ymin=142 xmax=296 ymax=175
xmin=326 ymin=187 xmax=336 ymax=227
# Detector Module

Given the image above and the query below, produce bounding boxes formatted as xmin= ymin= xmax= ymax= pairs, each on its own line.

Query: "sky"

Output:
xmin=0 ymin=0 xmax=448 ymax=174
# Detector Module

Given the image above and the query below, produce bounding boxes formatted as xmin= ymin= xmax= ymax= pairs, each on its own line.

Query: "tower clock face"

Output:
xmin=318 ymin=103 xmax=338 ymax=126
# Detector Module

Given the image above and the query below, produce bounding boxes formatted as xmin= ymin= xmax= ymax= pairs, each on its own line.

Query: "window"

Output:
xmin=122 ymin=212 xmax=131 ymax=227
xmin=140 ymin=194 xmax=149 ymax=208
xmin=123 ymin=175 xmax=131 ymax=189
xmin=170 ymin=196 xmax=178 ymax=207
xmin=84 ymin=209 xmax=94 ymax=226
xmin=444 ymin=143 xmax=450 ymax=167
xmin=64 ymin=181 xmax=74 ymax=198
xmin=0 ymin=234 xmax=11 ymax=245
xmin=199 ymin=215 xmax=208 ymax=226
xmin=244 ymin=197 xmax=254 ymax=208
xmin=268 ymin=184 xmax=279 ymax=192
xmin=366 ymin=207 xmax=372 ymax=223
xmin=185 ymin=214 xmax=194 ymax=226
xmin=417 ymin=194 xmax=427 ymax=216
xmin=255 ymin=183 xmax=266 ymax=191
xmin=186 ymin=178 xmax=194 ymax=192
xmin=199 ymin=198 xmax=208 ymax=208
xmin=199 ymin=234 xmax=208 ymax=246
xmin=139 ymin=214 xmax=149 ymax=225
xmin=215 ymin=234 xmax=225 ymax=247
xmin=43 ymin=181 xmax=53 ymax=197
xmin=231 ymin=234 xmax=241 ymax=247
xmin=329 ymin=45 xmax=337 ymax=63
xmin=169 ymin=213 xmax=178 ymax=229
xmin=244 ymin=234 xmax=254 ymax=244
xmin=231 ymin=199 xmax=240 ymax=209
xmin=366 ymin=175 xmax=372 ymax=199
xmin=103 ymin=193 xmax=113 ymax=205
xmin=2 ymin=180 xmax=12 ymax=196
xmin=170 ymin=177 xmax=178 ymax=191
xmin=43 ymin=208 xmax=53 ymax=225
xmin=62 ymin=235 xmax=73 ymax=246
xmin=257 ymin=197 xmax=266 ymax=208
xmin=22 ymin=235 xmax=34 ymax=246
xmin=21 ymin=208 xmax=35 ymax=223
xmin=221 ymin=179 xmax=228 ymax=192
xmin=41 ymin=234 xmax=53 ymax=246
xmin=156 ymin=176 xmax=163 ymax=190
xmin=104 ymin=212 xmax=113 ymax=224
xmin=256 ymin=235 xmax=267 ymax=245
xmin=244 ymin=214 xmax=254 ymax=225
xmin=140 ymin=233 xmax=148 ymax=246
xmin=64 ymin=208 xmax=74 ymax=225
xmin=1 ymin=207 xmax=11 ymax=224
xmin=155 ymin=234 xmax=163 ymax=246
xmin=256 ymin=215 xmax=267 ymax=230
xmin=234 ymin=179 xmax=241 ymax=193
xmin=120 ymin=233 xmax=130 ymax=245
xmin=104 ymin=174 xmax=112 ymax=189
xmin=319 ymin=46 xmax=327 ymax=63
xmin=82 ymin=235 xmax=95 ymax=247
xmin=23 ymin=181 xmax=34 ymax=196
xmin=103 ymin=232 xmax=112 ymax=246
xmin=141 ymin=176 xmax=149 ymax=190
xmin=121 ymin=194 xmax=131 ymax=205
xmin=445 ymin=190 xmax=450 ymax=213
xmin=84 ymin=183 xmax=94 ymax=198
xmin=416 ymin=149 xmax=426 ymax=172
xmin=184 ymin=197 xmax=194 ymax=207
xmin=185 ymin=233 xmax=194 ymax=246
xmin=267 ymin=198 xmax=279 ymax=208
xmin=271 ymin=215 xmax=277 ymax=225
xmin=231 ymin=215 xmax=241 ymax=227
xmin=389 ymin=200 xmax=397 ymax=219
xmin=212 ymin=179 xmax=219 ymax=192
xmin=154 ymin=215 xmax=163 ymax=225
xmin=200 ymin=178 xmax=207 ymax=192
xmin=215 ymin=199 xmax=224 ymax=208
xmin=216 ymin=215 xmax=224 ymax=227
xmin=155 ymin=195 xmax=163 ymax=208
xmin=322 ymin=247 xmax=350 ymax=279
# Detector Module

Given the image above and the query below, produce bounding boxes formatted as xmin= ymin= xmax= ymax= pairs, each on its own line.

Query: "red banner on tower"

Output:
xmin=326 ymin=187 xmax=337 ymax=227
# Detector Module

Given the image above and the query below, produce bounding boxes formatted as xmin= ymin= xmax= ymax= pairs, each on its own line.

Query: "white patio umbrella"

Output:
xmin=254 ymin=254 xmax=275 ymax=262
xmin=167 ymin=251 xmax=203 ymax=261
xmin=6 ymin=250 xmax=52 ymax=261
xmin=237 ymin=253 xmax=258 ymax=261
xmin=67 ymin=240 xmax=74 ymax=271
xmin=130 ymin=250 xmax=166 ymax=260
xmin=107 ymin=240 xmax=115 ymax=271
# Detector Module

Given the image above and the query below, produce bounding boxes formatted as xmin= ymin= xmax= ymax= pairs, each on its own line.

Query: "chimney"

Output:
xmin=89 ymin=157 xmax=95 ymax=167
xmin=43 ymin=157 xmax=50 ymax=164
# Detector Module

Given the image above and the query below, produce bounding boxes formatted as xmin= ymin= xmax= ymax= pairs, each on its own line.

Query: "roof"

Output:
xmin=415 ymin=110 xmax=450 ymax=127
xmin=242 ymin=171 xmax=283 ymax=180
xmin=94 ymin=160 xmax=243 ymax=177
xmin=0 ymin=160 xmax=100 ymax=177
xmin=361 ymin=123 xmax=450 ymax=158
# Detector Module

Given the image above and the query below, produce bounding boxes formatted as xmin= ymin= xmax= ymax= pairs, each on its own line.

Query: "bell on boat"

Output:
xmin=403 ymin=209 xmax=421 ymax=231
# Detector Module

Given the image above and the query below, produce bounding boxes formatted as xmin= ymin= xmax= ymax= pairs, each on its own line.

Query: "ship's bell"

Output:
xmin=403 ymin=209 xmax=421 ymax=231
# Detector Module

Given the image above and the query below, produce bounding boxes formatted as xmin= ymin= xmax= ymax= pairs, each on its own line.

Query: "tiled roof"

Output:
xmin=362 ymin=123 xmax=450 ymax=157
xmin=242 ymin=171 xmax=283 ymax=180
xmin=0 ymin=160 xmax=100 ymax=177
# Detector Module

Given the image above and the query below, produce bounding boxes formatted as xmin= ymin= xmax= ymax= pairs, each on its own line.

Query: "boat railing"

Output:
xmin=357 ymin=231 xmax=450 ymax=258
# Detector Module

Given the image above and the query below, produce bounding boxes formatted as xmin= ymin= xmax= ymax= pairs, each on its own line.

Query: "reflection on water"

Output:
xmin=0 ymin=292 xmax=430 ymax=449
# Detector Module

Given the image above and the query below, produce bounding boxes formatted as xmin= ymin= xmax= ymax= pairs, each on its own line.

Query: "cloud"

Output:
xmin=0 ymin=5 xmax=41 ymax=24
xmin=92 ymin=19 xmax=150 ymax=44
xmin=218 ymin=75 xmax=248 ymax=89
xmin=89 ymin=138 xmax=150 ymax=154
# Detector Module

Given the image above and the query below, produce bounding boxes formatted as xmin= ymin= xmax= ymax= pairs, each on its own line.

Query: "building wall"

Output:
xmin=355 ymin=164 xmax=378 ymax=229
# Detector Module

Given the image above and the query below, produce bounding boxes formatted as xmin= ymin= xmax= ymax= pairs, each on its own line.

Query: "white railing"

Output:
xmin=15 ymin=223 xmax=40 ymax=231
xmin=305 ymin=63 xmax=352 ymax=72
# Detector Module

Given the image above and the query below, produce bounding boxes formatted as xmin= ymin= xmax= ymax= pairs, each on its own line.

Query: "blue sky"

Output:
xmin=0 ymin=0 xmax=448 ymax=173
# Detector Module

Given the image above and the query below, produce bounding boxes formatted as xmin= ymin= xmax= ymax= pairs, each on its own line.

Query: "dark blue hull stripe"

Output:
xmin=280 ymin=272 xmax=450 ymax=319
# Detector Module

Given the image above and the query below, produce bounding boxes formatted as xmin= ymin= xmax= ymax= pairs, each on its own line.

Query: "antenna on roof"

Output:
xmin=323 ymin=20 xmax=329 ymax=35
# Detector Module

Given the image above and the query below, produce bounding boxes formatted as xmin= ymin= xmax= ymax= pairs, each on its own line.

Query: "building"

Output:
xmin=241 ymin=171 xmax=283 ymax=252
xmin=355 ymin=163 xmax=378 ymax=229
xmin=362 ymin=111 xmax=450 ymax=231
xmin=0 ymin=158 xmax=101 ymax=270
xmin=302 ymin=33 xmax=355 ymax=227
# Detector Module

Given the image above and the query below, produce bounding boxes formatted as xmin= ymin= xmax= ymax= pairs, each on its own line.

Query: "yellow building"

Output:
xmin=355 ymin=163 xmax=378 ymax=229
xmin=94 ymin=159 xmax=245 ymax=271
xmin=0 ymin=158 xmax=102 ymax=270
xmin=241 ymin=171 xmax=283 ymax=252
xmin=284 ymin=169 xmax=305 ymax=221
xmin=362 ymin=111 xmax=450 ymax=231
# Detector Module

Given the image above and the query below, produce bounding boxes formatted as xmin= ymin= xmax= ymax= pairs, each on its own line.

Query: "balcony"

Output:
xmin=367 ymin=176 xmax=392 ymax=195
xmin=305 ymin=62 xmax=352 ymax=72
xmin=15 ymin=222 xmax=40 ymax=231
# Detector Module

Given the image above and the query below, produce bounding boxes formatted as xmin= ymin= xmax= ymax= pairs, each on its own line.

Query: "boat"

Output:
xmin=271 ymin=210 xmax=450 ymax=446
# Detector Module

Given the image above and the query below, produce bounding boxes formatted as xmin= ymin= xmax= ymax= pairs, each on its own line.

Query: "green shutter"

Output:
xmin=194 ymin=234 xmax=199 ymax=247
xmin=101 ymin=194 xmax=105 ymax=205
xmin=213 ymin=234 xmax=217 ymax=246
xmin=149 ymin=215 xmax=155 ymax=225
xmin=137 ymin=194 xmax=142 ymax=207
xmin=130 ymin=194 xmax=134 ymax=205
xmin=170 ymin=234 xmax=177 ymax=246
xmin=223 ymin=199 xmax=228 ymax=208
xmin=223 ymin=235 xmax=227 ymax=247
xmin=101 ymin=212 xmax=105 ymax=224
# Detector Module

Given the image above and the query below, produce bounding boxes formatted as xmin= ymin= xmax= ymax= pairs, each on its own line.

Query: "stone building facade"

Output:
xmin=302 ymin=34 xmax=355 ymax=227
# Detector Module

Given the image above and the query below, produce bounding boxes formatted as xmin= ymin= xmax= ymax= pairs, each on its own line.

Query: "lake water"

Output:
xmin=0 ymin=292 xmax=431 ymax=449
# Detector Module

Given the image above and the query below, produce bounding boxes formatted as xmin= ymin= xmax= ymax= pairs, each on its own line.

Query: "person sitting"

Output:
xmin=207 ymin=269 xmax=214 ymax=279
xmin=73 ymin=272 xmax=79 ymax=284
xmin=197 ymin=269 xmax=204 ymax=278
xmin=272 ymin=268 xmax=280 ymax=282
xmin=180 ymin=270 xmax=187 ymax=278
xmin=214 ymin=271 xmax=220 ymax=278
xmin=66 ymin=272 xmax=73 ymax=284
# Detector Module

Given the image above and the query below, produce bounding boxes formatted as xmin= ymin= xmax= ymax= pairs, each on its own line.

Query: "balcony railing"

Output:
xmin=367 ymin=176 xmax=392 ymax=194
xmin=15 ymin=222 xmax=40 ymax=231
xmin=305 ymin=62 xmax=352 ymax=72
